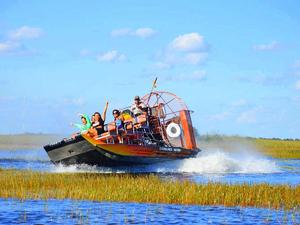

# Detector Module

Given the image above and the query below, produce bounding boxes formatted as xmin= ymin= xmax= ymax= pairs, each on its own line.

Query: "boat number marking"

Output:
xmin=159 ymin=147 xmax=181 ymax=152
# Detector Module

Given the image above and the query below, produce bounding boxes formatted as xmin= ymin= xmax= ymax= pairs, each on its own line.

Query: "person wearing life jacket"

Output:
xmin=71 ymin=113 xmax=91 ymax=134
xmin=88 ymin=101 xmax=109 ymax=137
xmin=113 ymin=109 xmax=125 ymax=143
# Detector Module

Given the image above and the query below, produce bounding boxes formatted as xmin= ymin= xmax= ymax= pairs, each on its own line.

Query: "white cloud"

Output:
xmin=296 ymin=80 xmax=300 ymax=90
xmin=9 ymin=26 xmax=43 ymax=40
xmin=0 ymin=25 xmax=43 ymax=56
xmin=111 ymin=27 xmax=156 ymax=38
xmin=63 ymin=97 xmax=86 ymax=106
xmin=134 ymin=28 xmax=156 ymax=38
xmin=185 ymin=70 xmax=207 ymax=81
xmin=293 ymin=96 xmax=300 ymax=103
xmin=154 ymin=32 xmax=209 ymax=68
xmin=79 ymin=49 xmax=92 ymax=57
xmin=0 ymin=41 xmax=20 ymax=53
xmin=97 ymin=50 xmax=126 ymax=62
xmin=236 ymin=73 xmax=285 ymax=86
xmin=79 ymin=48 xmax=126 ymax=63
xmin=295 ymin=71 xmax=300 ymax=77
xmin=153 ymin=62 xmax=171 ymax=70
xmin=164 ymin=70 xmax=207 ymax=82
xmin=183 ymin=52 xmax=208 ymax=65
xmin=291 ymin=60 xmax=300 ymax=78
xmin=209 ymin=111 xmax=231 ymax=121
xmin=253 ymin=41 xmax=280 ymax=51
xmin=111 ymin=28 xmax=132 ymax=37
xmin=231 ymin=99 xmax=248 ymax=107
xmin=169 ymin=33 xmax=207 ymax=52
xmin=179 ymin=70 xmax=207 ymax=81
xmin=0 ymin=41 xmax=35 ymax=55
xmin=293 ymin=60 xmax=300 ymax=68
xmin=208 ymin=99 xmax=252 ymax=122
xmin=236 ymin=109 xmax=258 ymax=124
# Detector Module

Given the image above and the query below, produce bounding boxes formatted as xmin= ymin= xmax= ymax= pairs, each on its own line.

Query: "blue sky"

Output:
xmin=1 ymin=0 xmax=300 ymax=138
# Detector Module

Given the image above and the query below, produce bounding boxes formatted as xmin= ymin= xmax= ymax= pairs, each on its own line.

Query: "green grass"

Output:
xmin=0 ymin=169 xmax=299 ymax=210
xmin=199 ymin=134 xmax=300 ymax=159
xmin=254 ymin=139 xmax=300 ymax=159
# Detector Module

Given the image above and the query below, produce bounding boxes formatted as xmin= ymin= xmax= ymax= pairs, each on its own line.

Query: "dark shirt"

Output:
xmin=92 ymin=120 xmax=105 ymax=135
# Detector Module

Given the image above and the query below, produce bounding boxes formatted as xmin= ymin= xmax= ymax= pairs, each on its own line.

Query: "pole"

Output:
xmin=146 ymin=77 xmax=157 ymax=106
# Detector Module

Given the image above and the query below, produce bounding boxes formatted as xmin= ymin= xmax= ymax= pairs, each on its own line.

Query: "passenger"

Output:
xmin=71 ymin=114 xmax=91 ymax=135
xmin=88 ymin=101 xmax=109 ymax=137
xmin=130 ymin=96 xmax=146 ymax=116
xmin=112 ymin=109 xmax=125 ymax=143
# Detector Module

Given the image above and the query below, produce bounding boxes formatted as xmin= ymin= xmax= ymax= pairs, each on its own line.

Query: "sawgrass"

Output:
xmin=200 ymin=134 xmax=300 ymax=159
xmin=254 ymin=139 xmax=300 ymax=159
xmin=0 ymin=169 xmax=299 ymax=210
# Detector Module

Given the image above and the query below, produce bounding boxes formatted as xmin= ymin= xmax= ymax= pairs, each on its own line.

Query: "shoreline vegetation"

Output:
xmin=0 ymin=169 xmax=299 ymax=210
xmin=0 ymin=133 xmax=300 ymax=159
xmin=199 ymin=134 xmax=300 ymax=159
xmin=0 ymin=134 xmax=62 ymax=150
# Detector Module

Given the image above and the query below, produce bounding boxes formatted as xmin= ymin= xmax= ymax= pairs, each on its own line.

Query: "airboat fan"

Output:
xmin=142 ymin=91 xmax=195 ymax=149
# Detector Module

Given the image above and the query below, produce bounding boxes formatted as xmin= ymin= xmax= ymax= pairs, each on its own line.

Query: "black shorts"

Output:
xmin=96 ymin=127 xmax=105 ymax=135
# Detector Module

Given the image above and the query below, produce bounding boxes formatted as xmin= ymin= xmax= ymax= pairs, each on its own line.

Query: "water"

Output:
xmin=0 ymin=199 xmax=298 ymax=225
xmin=0 ymin=149 xmax=299 ymax=185
xmin=0 ymin=149 xmax=299 ymax=224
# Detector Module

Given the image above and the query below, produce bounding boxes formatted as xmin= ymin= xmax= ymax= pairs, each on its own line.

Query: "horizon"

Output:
xmin=1 ymin=1 xmax=300 ymax=138
xmin=1 ymin=132 xmax=300 ymax=141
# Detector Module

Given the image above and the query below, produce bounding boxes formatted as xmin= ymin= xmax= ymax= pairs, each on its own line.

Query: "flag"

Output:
xmin=153 ymin=77 xmax=157 ymax=89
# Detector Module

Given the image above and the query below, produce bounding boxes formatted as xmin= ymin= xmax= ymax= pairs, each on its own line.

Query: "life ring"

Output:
xmin=166 ymin=122 xmax=181 ymax=138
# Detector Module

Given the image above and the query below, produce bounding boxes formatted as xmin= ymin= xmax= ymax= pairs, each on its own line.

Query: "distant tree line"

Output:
xmin=192 ymin=128 xmax=300 ymax=141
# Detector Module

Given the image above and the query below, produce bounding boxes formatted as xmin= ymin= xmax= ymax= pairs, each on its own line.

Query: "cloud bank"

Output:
xmin=253 ymin=41 xmax=280 ymax=51
xmin=0 ymin=25 xmax=43 ymax=55
xmin=155 ymin=32 xmax=209 ymax=68
xmin=111 ymin=27 xmax=157 ymax=38
xmin=97 ymin=50 xmax=126 ymax=62
xmin=8 ymin=26 xmax=43 ymax=40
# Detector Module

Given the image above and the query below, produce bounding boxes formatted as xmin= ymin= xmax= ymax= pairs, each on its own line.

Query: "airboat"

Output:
xmin=44 ymin=91 xmax=200 ymax=166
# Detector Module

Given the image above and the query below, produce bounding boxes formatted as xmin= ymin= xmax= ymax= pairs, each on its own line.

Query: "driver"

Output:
xmin=130 ymin=96 xmax=146 ymax=116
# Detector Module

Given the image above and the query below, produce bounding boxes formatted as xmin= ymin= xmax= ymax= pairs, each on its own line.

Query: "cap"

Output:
xmin=113 ymin=109 xmax=120 ymax=115
xmin=134 ymin=96 xmax=140 ymax=100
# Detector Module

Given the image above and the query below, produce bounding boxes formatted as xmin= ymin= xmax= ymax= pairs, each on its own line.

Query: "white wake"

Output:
xmin=154 ymin=149 xmax=279 ymax=174
xmin=49 ymin=148 xmax=279 ymax=174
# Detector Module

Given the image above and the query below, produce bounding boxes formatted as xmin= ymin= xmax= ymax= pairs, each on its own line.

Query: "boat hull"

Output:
xmin=44 ymin=136 xmax=199 ymax=167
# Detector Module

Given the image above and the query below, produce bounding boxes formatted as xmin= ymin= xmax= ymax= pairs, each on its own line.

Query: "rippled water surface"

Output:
xmin=0 ymin=149 xmax=299 ymax=224
xmin=0 ymin=199 xmax=298 ymax=225
xmin=0 ymin=149 xmax=299 ymax=185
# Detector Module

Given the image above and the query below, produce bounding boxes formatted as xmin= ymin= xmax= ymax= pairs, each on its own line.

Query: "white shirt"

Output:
xmin=130 ymin=102 xmax=146 ymax=115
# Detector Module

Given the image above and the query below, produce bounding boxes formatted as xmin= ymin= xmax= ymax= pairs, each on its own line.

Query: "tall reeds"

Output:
xmin=0 ymin=169 xmax=299 ymax=210
xmin=199 ymin=134 xmax=300 ymax=159
xmin=254 ymin=139 xmax=300 ymax=159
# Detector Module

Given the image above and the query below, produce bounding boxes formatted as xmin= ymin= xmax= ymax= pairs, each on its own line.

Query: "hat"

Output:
xmin=113 ymin=109 xmax=120 ymax=115
xmin=134 ymin=96 xmax=140 ymax=100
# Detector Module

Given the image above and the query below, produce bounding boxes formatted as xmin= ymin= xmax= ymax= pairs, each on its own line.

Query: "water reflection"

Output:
xmin=0 ymin=199 xmax=298 ymax=225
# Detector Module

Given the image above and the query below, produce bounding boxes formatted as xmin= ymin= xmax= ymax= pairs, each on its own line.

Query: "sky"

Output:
xmin=0 ymin=0 xmax=300 ymax=138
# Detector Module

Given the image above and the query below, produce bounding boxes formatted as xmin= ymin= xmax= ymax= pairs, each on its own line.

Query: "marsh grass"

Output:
xmin=0 ymin=169 xmax=299 ymax=210
xmin=254 ymin=139 xmax=300 ymax=159
xmin=200 ymin=135 xmax=300 ymax=159
xmin=0 ymin=134 xmax=61 ymax=150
